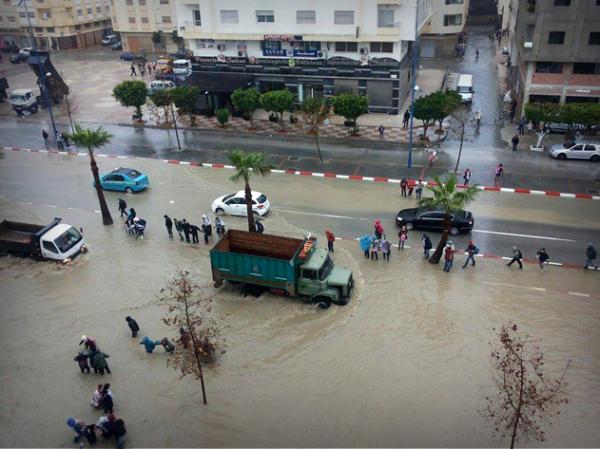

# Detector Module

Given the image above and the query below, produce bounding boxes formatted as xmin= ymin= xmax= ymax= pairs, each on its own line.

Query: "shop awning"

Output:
xmin=186 ymin=72 xmax=254 ymax=93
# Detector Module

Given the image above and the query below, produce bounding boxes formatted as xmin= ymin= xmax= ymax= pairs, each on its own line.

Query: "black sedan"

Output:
xmin=396 ymin=207 xmax=474 ymax=235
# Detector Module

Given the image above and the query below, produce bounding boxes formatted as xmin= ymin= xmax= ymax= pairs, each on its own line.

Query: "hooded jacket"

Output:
xmin=93 ymin=352 xmax=110 ymax=369
xmin=126 ymin=316 xmax=140 ymax=332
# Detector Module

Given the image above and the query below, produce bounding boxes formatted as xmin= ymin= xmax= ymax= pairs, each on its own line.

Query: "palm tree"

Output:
xmin=69 ymin=125 xmax=114 ymax=225
xmin=418 ymin=175 xmax=478 ymax=264
xmin=228 ymin=150 xmax=273 ymax=232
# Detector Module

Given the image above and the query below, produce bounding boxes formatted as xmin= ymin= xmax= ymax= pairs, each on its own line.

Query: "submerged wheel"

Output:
xmin=590 ymin=155 xmax=599 ymax=162
xmin=313 ymin=296 xmax=331 ymax=309
xmin=241 ymin=284 xmax=262 ymax=298
xmin=405 ymin=222 xmax=414 ymax=231
xmin=125 ymin=187 xmax=133 ymax=193
xmin=450 ymin=227 xmax=460 ymax=236
xmin=215 ymin=207 xmax=224 ymax=214
xmin=557 ymin=153 xmax=567 ymax=160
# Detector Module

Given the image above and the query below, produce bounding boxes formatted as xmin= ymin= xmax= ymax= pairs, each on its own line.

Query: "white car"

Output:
xmin=549 ymin=143 xmax=600 ymax=161
xmin=212 ymin=191 xmax=271 ymax=217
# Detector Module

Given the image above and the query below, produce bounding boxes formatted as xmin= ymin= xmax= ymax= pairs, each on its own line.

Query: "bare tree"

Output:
xmin=482 ymin=323 xmax=570 ymax=448
xmin=159 ymin=268 xmax=225 ymax=405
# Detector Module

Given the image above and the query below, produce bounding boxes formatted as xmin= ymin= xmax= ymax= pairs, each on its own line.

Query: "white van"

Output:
xmin=173 ymin=59 xmax=192 ymax=75
xmin=456 ymin=74 xmax=474 ymax=103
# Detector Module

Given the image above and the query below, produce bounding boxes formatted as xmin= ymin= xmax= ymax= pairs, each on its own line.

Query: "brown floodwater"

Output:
xmin=0 ymin=151 xmax=599 ymax=447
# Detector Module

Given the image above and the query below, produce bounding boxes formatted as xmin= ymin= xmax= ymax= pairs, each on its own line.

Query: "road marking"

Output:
xmin=472 ymin=229 xmax=576 ymax=242
xmin=568 ymin=291 xmax=591 ymax=298
xmin=277 ymin=208 xmax=369 ymax=221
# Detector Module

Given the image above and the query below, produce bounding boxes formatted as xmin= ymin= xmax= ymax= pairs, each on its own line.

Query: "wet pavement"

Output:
xmin=0 ymin=150 xmax=599 ymax=447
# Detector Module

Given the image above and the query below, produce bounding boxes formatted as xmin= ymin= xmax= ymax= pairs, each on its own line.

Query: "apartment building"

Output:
xmin=168 ymin=0 xmax=432 ymax=114
xmin=0 ymin=0 xmax=112 ymax=50
xmin=510 ymin=0 xmax=600 ymax=114
xmin=420 ymin=0 xmax=470 ymax=57
xmin=111 ymin=0 xmax=177 ymax=53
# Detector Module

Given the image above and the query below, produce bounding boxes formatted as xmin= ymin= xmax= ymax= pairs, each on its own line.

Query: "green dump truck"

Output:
xmin=210 ymin=230 xmax=354 ymax=309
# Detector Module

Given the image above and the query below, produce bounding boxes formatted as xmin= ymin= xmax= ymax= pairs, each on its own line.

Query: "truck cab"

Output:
xmin=172 ymin=59 xmax=191 ymax=76
xmin=10 ymin=88 xmax=38 ymax=115
xmin=39 ymin=223 xmax=85 ymax=261
xmin=456 ymin=74 xmax=474 ymax=103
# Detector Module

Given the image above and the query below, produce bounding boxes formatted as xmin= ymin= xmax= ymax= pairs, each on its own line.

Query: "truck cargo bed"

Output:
xmin=0 ymin=228 xmax=34 ymax=244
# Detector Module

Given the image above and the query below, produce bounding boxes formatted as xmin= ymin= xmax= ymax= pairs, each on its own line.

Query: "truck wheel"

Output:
xmin=32 ymin=105 xmax=38 ymax=114
xmin=241 ymin=284 xmax=262 ymax=298
xmin=313 ymin=296 xmax=331 ymax=309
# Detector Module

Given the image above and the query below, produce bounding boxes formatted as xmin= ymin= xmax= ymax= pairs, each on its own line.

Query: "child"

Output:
xmin=74 ymin=352 xmax=90 ymax=374
xmin=370 ymin=238 xmax=380 ymax=260
xmin=381 ymin=238 xmax=391 ymax=262
xmin=536 ymin=248 xmax=549 ymax=271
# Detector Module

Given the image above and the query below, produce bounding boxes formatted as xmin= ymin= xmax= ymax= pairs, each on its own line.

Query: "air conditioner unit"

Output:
xmin=217 ymin=43 xmax=226 ymax=51
xmin=317 ymin=51 xmax=325 ymax=58
xmin=359 ymin=47 xmax=369 ymax=55
xmin=238 ymin=50 xmax=247 ymax=57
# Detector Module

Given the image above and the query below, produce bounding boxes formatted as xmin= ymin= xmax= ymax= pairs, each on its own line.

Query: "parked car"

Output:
xmin=543 ymin=122 xmax=585 ymax=134
xmin=212 ymin=191 xmax=271 ymax=217
xmin=120 ymin=52 xmax=135 ymax=61
xmin=111 ymin=41 xmax=122 ymax=51
xmin=102 ymin=34 xmax=118 ymax=46
xmin=9 ymin=53 xmax=27 ymax=64
xmin=396 ymin=207 xmax=474 ymax=235
xmin=549 ymin=143 xmax=600 ymax=161
xmin=97 ymin=167 xmax=149 ymax=192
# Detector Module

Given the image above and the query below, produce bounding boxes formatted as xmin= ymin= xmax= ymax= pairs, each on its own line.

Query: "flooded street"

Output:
xmin=0 ymin=151 xmax=599 ymax=447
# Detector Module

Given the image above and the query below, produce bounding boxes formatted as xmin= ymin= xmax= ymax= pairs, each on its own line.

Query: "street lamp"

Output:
xmin=18 ymin=0 xmax=58 ymax=146
xmin=407 ymin=0 xmax=420 ymax=169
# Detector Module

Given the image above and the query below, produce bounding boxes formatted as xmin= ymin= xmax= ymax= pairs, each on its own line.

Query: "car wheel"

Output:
xmin=125 ymin=187 xmax=133 ymax=193
xmin=313 ymin=296 xmax=331 ymax=309
xmin=215 ymin=207 xmax=224 ymax=214
xmin=405 ymin=222 xmax=414 ymax=231
xmin=450 ymin=227 xmax=460 ymax=236
xmin=557 ymin=153 xmax=567 ymax=160
xmin=590 ymin=155 xmax=600 ymax=162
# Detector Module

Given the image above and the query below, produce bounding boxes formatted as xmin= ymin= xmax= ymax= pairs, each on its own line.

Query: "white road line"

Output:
xmin=529 ymin=287 xmax=547 ymax=292
xmin=277 ymin=208 xmax=368 ymax=221
xmin=568 ymin=291 xmax=591 ymax=298
xmin=472 ymin=229 xmax=576 ymax=242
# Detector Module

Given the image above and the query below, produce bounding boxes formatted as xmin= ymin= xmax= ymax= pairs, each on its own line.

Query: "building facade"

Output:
xmin=1 ymin=0 xmax=112 ymax=50
xmin=420 ymin=0 xmax=470 ymax=57
xmin=510 ymin=0 xmax=600 ymax=114
xmin=168 ymin=0 xmax=431 ymax=114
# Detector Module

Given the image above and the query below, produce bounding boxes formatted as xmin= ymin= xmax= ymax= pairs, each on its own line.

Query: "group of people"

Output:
xmin=74 ymin=335 xmax=111 ymax=375
xmin=130 ymin=61 xmax=155 ymax=77
xmin=125 ymin=315 xmax=175 ymax=354
xmin=400 ymin=178 xmax=423 ymax=199
xmin=42 ymin=128 xmax=71 ymax=151
xmin=67 ymin=412 xmax=127 ymax=449
xmin=118 ymin=199 xmax=146 ymax=239
xmin=164 ymin=214 xmax=226 ymax=245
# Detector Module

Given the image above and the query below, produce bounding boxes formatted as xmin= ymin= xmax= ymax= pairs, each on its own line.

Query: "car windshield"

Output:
xmin=222 ymin=193 xmax=235 ymax=201
xmin=53 ymin=227 xmax=83 ymax=253
xmin=10 ymin=95 xmax=25 ymax=101
xmin=318 ymin=256 xmax=334 ymax=281
xmin=457 ymin=86 xmax=471 ymax=93
xmin=256 ymin=194 xmax=267 ymax=204
xmin=174 ymin=62 xmax=187 ymax=69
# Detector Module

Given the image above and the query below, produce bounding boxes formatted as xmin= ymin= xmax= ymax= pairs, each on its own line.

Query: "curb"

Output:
xmin=3 ymin=145 xmax=599 ymax=201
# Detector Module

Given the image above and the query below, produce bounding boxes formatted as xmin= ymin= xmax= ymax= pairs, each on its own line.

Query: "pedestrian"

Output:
xmin=182 ymin=219 xmax=190 ymax=243
xmin=118 ymin=198 xmax=127 ymax=217
xmin=140 ymin=336 xmax=158 ymax=353
xmin=93 ymin=350 xmax=111 ymax=375
xmin=173 ymin=218 xmax=184 ymax=241
xmin=140 ymin=64 xmax=146 ymax=76
xmin=42 ymin=129 xmax=49 ymax=147
xmin=374 ymin=219 xmax=384 ymax=240
xmin=74 ymin=352 xmax=90 ymax=374
xmin=56 ymin=131 xmax=64 ymax=150
xmin=475 ymin=48 xmax=479 ymax=59
xmin=475 ymin=110 xmax=481 ymax=127
xmin=130 ymin=64 xmax=137 ymax=77
xmin=113 ymin=418 xmax=127 ymax=449
xmin=215 ymin=217 xmax=226 ymax=238
xmin=79 ymin=335 xmax=97 ymax=353
xmin=164 ymin=215 xmax=173 ymax=239
xmin=378 ymin=124 xmax=385 ymax=140
xmin=127 ymin=207 xmax=136 ymax=225
xmin=96 ymin=414 xmax=116 ymax=439
xmin=160 ymin=337 xmax=175 ymax=354
xmin=370 ymin=238 xmax=380 ymax=260
xmin=400 ymin=177 xmax=408 ymax=198
xmin=125 ymin=316 xmax=139 ymax=337
xmin=190 ymin=223 xmax=200 ymax=244
xmin=91 ymin=384 xmax=103 ymax=408
xmin=422 ymin=233 xmax=432 ymax=258
xmin=494 ymin=164 xmax=504 ymax=185
xmin=506 ymin=246 xmax=523 ymax=269
xmin=359 ymin=234 xmax=372 ymax=258
xmin=407 ymin=182 xmax=414 ymax=197
xmin=511 ymin=134 xmax=519 ymax=152
xmin=202 ymin=214 xmax=212 ymax=244
xmin=325 ymin=229 xmax=335 ymax=253
xmin=254 ymin=219 xmax=264 ymax=233
xmin=82 ymin=424 xmax=98 ymax=446
xmin=381 ymin=237 xmax=391 ymax=262
xmin=428 ymin=149 xmax=437 ymax=167
xmin=398 ymin=226 xmax=408 ymax=249
xmin=462 ymin=240 xmax=478 ymax=268
xmin=463 ymin=168 xmax=471 ymax=186
xmin=147 ymin=63 xmax=152 ymax=75
xmin=66 ymin=417 xmax=85 ymax=443
xmin=62 ymin=132 xmax=70 ymax=149
xmin=536 ymin=248 xmax=549 ymax=271
xmin=100 ymin=383 xmax=114 ymax=414
xmin=403 ymin=109 xmax=410 ymax=128
xmin=443 ymin=242 xmax=456 ymax=272
xmin=584 ymin=242 xmax=598 ymax=269
xmin=415 ymin=179 xmax=423 ymax=199
xmin=518 ymin=117 xmax=526 ymax=135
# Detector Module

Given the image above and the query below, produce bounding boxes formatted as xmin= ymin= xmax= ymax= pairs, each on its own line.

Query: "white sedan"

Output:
xmin=211 ymin=191 xmax=271 ymax=217
xmin=549 ymin=143 xmax=600 ymax=161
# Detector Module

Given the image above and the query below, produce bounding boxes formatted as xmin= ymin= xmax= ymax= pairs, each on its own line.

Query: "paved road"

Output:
xmin=0 ymin=149 xmax=598 ymax=266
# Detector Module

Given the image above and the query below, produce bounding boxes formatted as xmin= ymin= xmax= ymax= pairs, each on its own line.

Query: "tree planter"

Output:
xmin=529 ymin=145 xmax=544 ymax=152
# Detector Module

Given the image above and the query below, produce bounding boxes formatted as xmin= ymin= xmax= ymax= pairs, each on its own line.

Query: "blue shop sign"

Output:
xmin=293 ymin=49 xmax=318 ymax=57
xmin=263 ymin=48 xmax=293 ymax=57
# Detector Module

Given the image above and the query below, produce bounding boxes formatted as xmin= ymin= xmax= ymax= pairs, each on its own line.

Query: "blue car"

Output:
xmin=98 ymin=168 xmax=149 ymax=192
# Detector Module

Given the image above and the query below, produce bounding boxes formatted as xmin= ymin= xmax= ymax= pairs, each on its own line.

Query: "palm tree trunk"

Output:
xmin=279 ymin=112 xmax=285 ymax=131
xmin=315 ymin=132 xmax=323 ymax=162
xmin=90 ymin=152 xmax=113 ymax=226
xmin=428 ymin=214 xmax=451 ymax=264
xmin=245 ymin=181 xmax=255 ymax=232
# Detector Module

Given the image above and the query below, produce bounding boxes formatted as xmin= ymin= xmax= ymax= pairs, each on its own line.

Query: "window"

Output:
xmin=590 ymin=32 xmax=600 ymax=45
xmin=548 ymin=31 xmax=565 ymax=44
xmin=84 ymin=22 xmax=91 ymax=28
xmin=256 ymin=10 xmax=274 ymax=23
xmin=377 ymin=5 xmax=395 ymax=28
xmin=554 ymin=0 xmax=570 ymax=5
xmin=535 ymin=61 xmax=563 ymax=73
xmin=28 ymin=11 xmax=34 ymax=17
xmin=335 ymin=41 xmax=358 ymax=52
xmin=87 ymin=8 xmax=92 ymax=14
xmin=7 ymin=16 xmax=15 ymax=22
xmin=128 ymin=16 xmax=135 ymax=23
xmin=302 ymin=269 xmax=316 ymax=280
xmin=159 ymin=0 xmax=168 ymax=3
xmin=46 ymin=26 xmax=54 ymax=32
xmin=297 ymin=41 xmax=321 ymax=51
xmin=77 ymin=9 xmax=83 ymax=16
xmin=334 ymin=10 xmax=354 ymax=25
xmin=96 ymin=7 xmax=101 ymax=12
xmin=192 ymin=9 xmax=201 ymax=26
xmin=570 ymin=145 xmax=583 ymax=151
xmin=126 ymin=0 xmax=132 ymax=4
xmin=573 ymin=63 xmax=600 ymax=74
xmin=584 ymin=145 xmax=597 ymax=151
xmin=141 ymin=16 xmax=148 ymax=23
xmin=445 ymin=0 xmax=464 ymax=3
xmin=161 ymin=16 xmax=170 ymax=23
xmin=0 ymin=16 xmax=3 ymax=21
xmin=370 ymin=41 xmax=394 ymax=53
xmin=220 ymin=10 xmax=238 ymax=24
xmin=19 ymin=11 xmax=26 ymax=17
xmin=261 ymin=40 xmax=281 ymax=50
xmin=296 ymin=10 xmax=316 ymax=24
xmin=139 ymin=0 xmax=145 ymax=4
xmin=443 ymin=14 xmax=462 ymax=26
xmin=40 ymin=9 xmax=51 ymax=18
xmin=35 ymin=27 xmax=43 ymax=32
xmin=42 ymin=241 xmax=58 ymax=254
xmin=75 ymin=24 xmax=81 ymax=29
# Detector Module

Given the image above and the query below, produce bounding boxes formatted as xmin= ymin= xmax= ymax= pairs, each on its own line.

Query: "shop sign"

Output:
xmin=262 ymin=48 xmax=293 ymax=57
xmin=263 ymin=34 xmax=303 ymax=42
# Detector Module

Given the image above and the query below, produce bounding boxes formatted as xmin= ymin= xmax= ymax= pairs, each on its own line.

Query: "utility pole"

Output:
xmin=407 ymin=0 xmax=420 ymax=169
xmin=20 ymin=0 xmax=58 ymax=147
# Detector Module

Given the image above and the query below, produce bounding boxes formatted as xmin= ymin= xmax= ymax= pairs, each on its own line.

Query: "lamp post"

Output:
xmin=19 ymin=0 xmax=58 ymax=146
xmin=407 ymin=0 xmax=420 ymax=169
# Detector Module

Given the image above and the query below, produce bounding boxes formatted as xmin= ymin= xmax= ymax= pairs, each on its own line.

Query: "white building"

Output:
xmin=420 ymin=0 xmax=470 ymax=57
